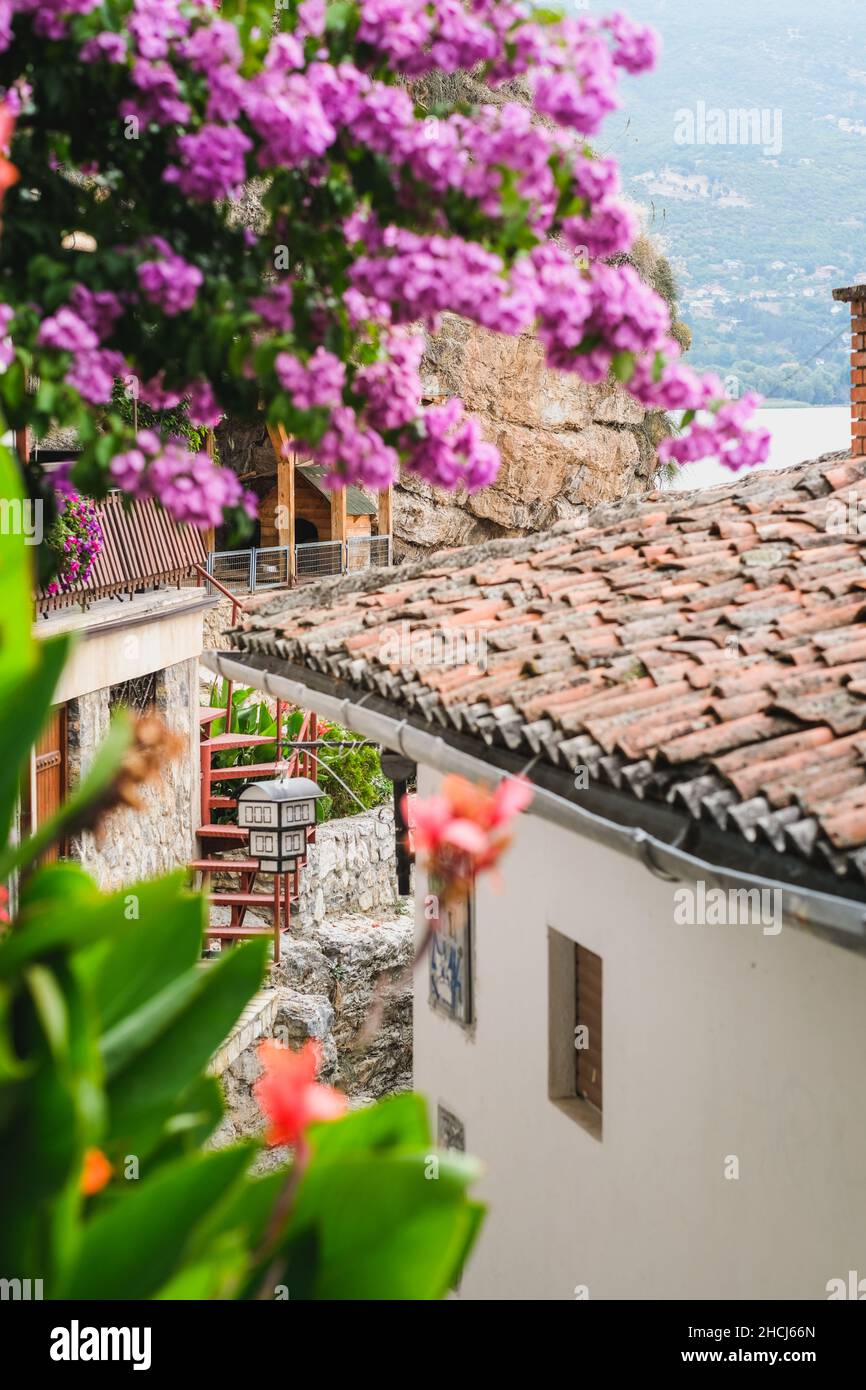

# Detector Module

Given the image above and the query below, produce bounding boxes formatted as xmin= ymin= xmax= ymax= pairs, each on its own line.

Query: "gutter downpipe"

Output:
xmin=202 ymin=650 xmax=866 ymax=954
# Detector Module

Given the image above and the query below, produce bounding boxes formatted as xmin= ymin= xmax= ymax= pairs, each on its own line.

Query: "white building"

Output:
xmin=209 ymin=455 xmax=866 ymax=1300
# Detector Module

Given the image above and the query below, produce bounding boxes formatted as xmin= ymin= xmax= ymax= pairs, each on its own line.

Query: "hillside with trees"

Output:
xmin=604 ymin=0 xmax=866 ymax=405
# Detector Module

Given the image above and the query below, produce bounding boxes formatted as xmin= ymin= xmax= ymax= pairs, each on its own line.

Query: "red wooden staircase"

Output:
xmin=192 ymin=572 xmax=318 ymax=963
xmin=194 ymin=705 xmax=319 ymax=964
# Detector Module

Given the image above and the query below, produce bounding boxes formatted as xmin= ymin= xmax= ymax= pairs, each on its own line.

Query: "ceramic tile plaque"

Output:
xmin=428 ymin=881 xmax=473 ymax=1026
xmin=437 ymin=1104 xmax=466 ymax=1153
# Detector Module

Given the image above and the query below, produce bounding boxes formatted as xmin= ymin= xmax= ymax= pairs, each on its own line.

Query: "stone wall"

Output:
xmin=296 ymin=806 xmax=401 ymax=925
xmin=67 ymin=657 xmax=198 ymax=890
xmin=204 ymin=807 xmax=401 ymax=924
xmin=202 ymin=595 xmax=237 ymax=650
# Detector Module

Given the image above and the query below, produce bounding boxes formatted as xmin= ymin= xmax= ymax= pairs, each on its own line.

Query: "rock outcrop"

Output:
xmin=275 ymin=913 xmax=413 ymax=1100
xmin=208 ymin=809 xmax=413 ymax=1152
xmin=394 ymin=314 xmax=661 ymax=561
xmin=210 ymin=908 xmax=413 ymax=1157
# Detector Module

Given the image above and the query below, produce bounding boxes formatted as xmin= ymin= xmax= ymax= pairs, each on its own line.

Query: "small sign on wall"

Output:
xmin=429 ymin=880 xmax=473 ymax=1026
xmin=437 ymin=1104 xmax=466 ymax=1153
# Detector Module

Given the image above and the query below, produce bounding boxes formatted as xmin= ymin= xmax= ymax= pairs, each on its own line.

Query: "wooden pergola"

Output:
xmin=263 ymin=423 xmax=392 ymax=584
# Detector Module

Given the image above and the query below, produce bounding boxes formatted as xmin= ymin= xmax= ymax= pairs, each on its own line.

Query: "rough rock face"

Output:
xmin=275 ymin=912 xmax=413 ymax=1100
xmin=209 ymin=810 xmax=412 ymax=1151
xmin=210 ymin=908 xmax=414 ymax=1154
xmin=394 ymin=315 xmax=658 ymax=562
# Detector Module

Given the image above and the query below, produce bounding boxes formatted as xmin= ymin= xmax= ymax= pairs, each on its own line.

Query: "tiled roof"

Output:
xmin=229 ymin=454 xmax=866 ymax=891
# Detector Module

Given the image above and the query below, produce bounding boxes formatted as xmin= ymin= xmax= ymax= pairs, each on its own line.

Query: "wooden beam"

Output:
xmin=377 ymin=480 xmax=393 ymax=550
xmin=330 ymin=483 xmax=347 ymax=562
xmin=267 ymin=422 xmax=296 ymax=583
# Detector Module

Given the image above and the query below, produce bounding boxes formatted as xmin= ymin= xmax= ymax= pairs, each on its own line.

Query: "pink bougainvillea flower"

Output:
xmin=0 ymin=884 xmax=9 ymax=924
xmin=0 ymin=1 xmax=770 ymax=525
xmin=254 ymin=1039 xmax=347 ymax=1148
xmin=80 ymin=1147 xmax=112 ymax=1196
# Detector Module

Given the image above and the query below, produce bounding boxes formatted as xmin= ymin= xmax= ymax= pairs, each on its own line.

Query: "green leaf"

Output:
xmin=155 ymin=1074 xmax=226 ymax=1157
xmin=290 ymin=1149 xmax=484 ymax=1299
xmin=60 ymin=1145 xmax=256 ymax=1300
xmin=100 ymin=968 xmax=207 ymax=1079
xmin=611 ymin=350 xmax=636 ymax=385
xmin=0 ymin=634 xmax=70 ymax=857
xmin=0 ymin=980 xmax=33 ymax=1081
xmin=193 ymin=1166 xmax=288 ymax=1258
xmin=307 ymin=1091 xmax=431 ymax=1161
xmin=0 ymin=443 xmax=35 ymax=697
xmin=105 ymin=937 xmax=268 ymax=1154
xmin=18 ymin=861 xmax=99 ymax=916
xmin=81 ymin=872 xmax=205 ymax=1032
xmin=155 ymin=1234 xmax=249 ymax=1300
xmin=0 ymin=358 xmax=28 ymax=424
xmin=0 ymin=872 xmax=161 ymax=979
xmin=24 ymin=965 xmax=69 ymax=1060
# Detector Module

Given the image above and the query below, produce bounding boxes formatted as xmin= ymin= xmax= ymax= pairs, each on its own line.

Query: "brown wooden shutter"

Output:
xmin=574 ymin=943 xmax=602 ymax=1112
xmin=26 ymin=707 xmax=68 ymax=863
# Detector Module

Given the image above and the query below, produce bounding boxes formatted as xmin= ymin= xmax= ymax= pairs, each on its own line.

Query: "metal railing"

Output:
xmin=295 ymin=539 xmax=344 ymax=579
xmin=347 ymin=535 xmax=391 ymax=571
xmin=254 ymin=546 xmax=291 ymax=589
xmin=207 ymin=549 xmax=255 ymax=593
xmin=206 ymin=536 xmax=391 ymax=592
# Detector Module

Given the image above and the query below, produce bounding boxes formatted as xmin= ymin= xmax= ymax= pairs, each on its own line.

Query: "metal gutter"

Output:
xmin=203 ymin=649 xmax=866 ymax=954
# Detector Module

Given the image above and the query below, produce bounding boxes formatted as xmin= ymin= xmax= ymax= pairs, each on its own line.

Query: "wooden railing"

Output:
xmin=36 ymin=491 xmax=207 ymax=614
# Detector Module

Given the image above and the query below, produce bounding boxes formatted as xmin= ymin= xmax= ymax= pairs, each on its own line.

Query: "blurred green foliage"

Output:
xmin=0 ymin=446 xmax=482 ymax=1299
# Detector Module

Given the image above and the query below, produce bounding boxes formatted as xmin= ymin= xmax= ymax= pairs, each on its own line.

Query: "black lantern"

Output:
xmin=238 ymin=776 xmax=324 ymax=873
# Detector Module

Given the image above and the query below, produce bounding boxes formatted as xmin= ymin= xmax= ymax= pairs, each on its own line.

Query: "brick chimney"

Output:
xmin=833 ymin=284 xmax=866 ymax=456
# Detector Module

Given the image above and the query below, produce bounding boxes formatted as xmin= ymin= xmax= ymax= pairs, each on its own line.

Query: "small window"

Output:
xmin=548 ymin=928 xmax=602 ymax=1138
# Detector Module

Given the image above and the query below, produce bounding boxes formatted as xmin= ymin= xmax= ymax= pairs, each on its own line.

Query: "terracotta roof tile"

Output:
xmin=231 ymin=457 xmax=866 ymax=892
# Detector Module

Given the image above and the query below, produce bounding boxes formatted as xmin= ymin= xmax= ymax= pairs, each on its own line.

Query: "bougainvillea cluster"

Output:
xmin=45 ymin=488 xmax=104 ymax=595
xmin=0 ymin=1 xmax=768 ymax=536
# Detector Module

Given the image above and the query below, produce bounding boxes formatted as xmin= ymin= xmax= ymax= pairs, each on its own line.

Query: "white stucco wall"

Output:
xmin=38 ymin=589 xmax=210 ymax=703
xmin=413 ymin=764 xmax=866 ymax=1301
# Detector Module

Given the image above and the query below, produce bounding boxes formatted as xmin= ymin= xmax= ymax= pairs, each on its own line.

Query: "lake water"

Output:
xmin=666 ymin=405 xmax=851 ymax=492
